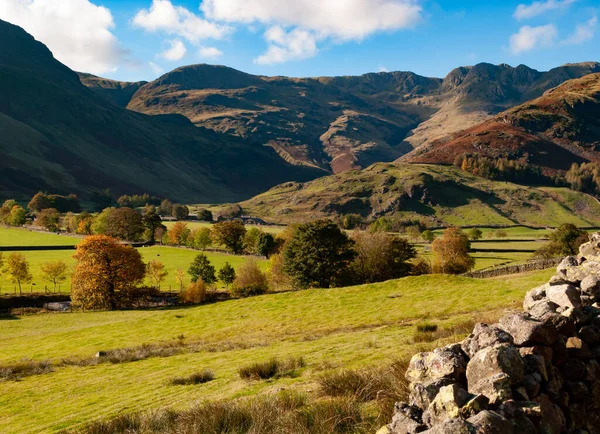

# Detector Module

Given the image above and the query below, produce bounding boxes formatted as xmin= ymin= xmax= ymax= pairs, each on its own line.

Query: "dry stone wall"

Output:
xmin=380 ymin=233 xmax=600 ymax=434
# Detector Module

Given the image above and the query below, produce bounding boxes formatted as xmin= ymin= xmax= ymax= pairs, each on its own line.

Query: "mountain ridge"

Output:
xmin=0 ymin=19 xmax=322 ymax=202
xmin=81 ymin=61 xmax=600 ymax=173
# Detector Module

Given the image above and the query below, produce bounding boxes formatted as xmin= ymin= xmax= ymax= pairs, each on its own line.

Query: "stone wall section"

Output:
xmin=380 ymin=233 xmax=600 ymax=434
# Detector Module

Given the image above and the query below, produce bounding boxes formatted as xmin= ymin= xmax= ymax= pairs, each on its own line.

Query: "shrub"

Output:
xmin=431 ymin=227 xmax=475 ymax=274
xmin=70 ymin=391 xmax=372 ymax=434
xmin=410 ymin=256 xmax=431 ymax=275
xmin=180 ymin=280 xmax=207 ymax=304
xmin=238 ymin=356 xmax=305 ymax=380
xmin=467 ymin=228 xmax=483 ymax=241
xmin=169 ymin=369 xmax=214 ymax=385
xmin=349 ymin=231 xmax=416 ymax=284
xmin=535 ymin=223 xmax=588 ymax=258
xmin=0 ymin=359 xmax=54 ymax=380
xmin=34 ymin=208 xmax=61 ymax=231
xmin=232 ymin=259 xmax=268 ymax=297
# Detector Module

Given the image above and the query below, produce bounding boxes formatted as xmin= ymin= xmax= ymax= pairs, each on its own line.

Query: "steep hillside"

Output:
xmin=241 ymin=163 xmax=600 ymax=227
xmin=122 ymin=62 xmax=600 ymax=173
xmin=0 ymin=19 xmax=321 ymax=202
xmin=403 ymin=73 xmax=600 ymax=171
xmin=77 ymin=73 xmax=147 ymax=107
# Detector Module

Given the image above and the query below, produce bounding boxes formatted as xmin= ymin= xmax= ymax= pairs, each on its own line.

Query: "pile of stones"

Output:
xmin=380 ymin=233 xmax=600 ymax=434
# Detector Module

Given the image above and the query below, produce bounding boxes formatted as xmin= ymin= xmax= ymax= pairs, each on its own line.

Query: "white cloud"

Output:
xmin=562 ymin=14 xmax=597 ymax=45
xmin=0 ymin=0 xmax=125 ymax=74
xmin=514 ymin=0 xmax=576 ymax=20
xmin=254 ymin=26 xmax=318 ymax=64
xmin=148 ymin=61 xmax=164 ymax=75
xmin=378 ymin=66 xmax=389 ymax=72
xmin=198 ymin=46 xmax=223 ymax=59
xmin=201 ymin=0 xmax=422 ymax=64
xmin=132 ymin=0 xmax=231 ymax=43
xmin=201 ymin=0 xmax=422 ymax=40
xmin=509 ymin=24 xmax=558 ymax=53
xmin=159 ymin=38 xmax=186 ymax=61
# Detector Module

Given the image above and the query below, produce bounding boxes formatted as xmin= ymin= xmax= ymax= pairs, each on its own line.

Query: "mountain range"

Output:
xmin=85 ymin=60 xmax=600 ymax=175
xmin=2 ymin=18 xmax=600 ymax=206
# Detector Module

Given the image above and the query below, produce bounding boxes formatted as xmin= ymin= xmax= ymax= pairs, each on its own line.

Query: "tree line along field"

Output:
xmin=0 ymin=225 xmax=571 ymax=293
xmin=0 ymin=269 xmax=554 ymax=433
xmin=0 ymin=249 xmax=266 ymax=296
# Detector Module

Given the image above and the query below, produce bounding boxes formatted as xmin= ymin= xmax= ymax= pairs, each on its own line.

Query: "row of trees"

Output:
xmin=164 ymin=221 xmax=277 ymax=256
xmin=454 ymin=153 xmax=550 ymax=185
xmin=565 ymin=162 xmax=600 ymax=195
xmin=70 ymin=236 xmax=270 ymax=310
xmin=0 ymin=253 xmax=68 ymax=294
xmin=28 ymin=192 xmax=81 ymax=213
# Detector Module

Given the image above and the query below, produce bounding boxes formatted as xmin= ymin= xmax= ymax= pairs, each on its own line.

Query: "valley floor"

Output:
xmin=0 ymin=270 xmax=553 ymax=433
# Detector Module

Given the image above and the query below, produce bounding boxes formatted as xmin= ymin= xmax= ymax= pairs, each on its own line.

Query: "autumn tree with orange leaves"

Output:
xmin=431 ymin=227 xmax=475 ymax=274
xmin=71 ymin=235 xmax=148 ymax=310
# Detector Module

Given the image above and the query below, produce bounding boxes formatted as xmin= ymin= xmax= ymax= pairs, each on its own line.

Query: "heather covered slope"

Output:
xmin=0 ymin=20 xmax=322 ymax=202
xmin=241 ymin=163 xmax=600 ymax=226
xmin=403 ymin=73 xmax=600 ymax=172
xmin=123 ymin=62 xmax=600 ymax=173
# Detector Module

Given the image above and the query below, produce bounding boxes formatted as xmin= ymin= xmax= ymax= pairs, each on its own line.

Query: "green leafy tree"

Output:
xmin=535 ymin=224 xmax=588 ymax=258
xmin=218 ymin=262 xmax=236 ymax=290
xmin=197 ymin=209 xmax=213 ymax=222
xmin=0 ymin=200 xmax=18 ymax=224
xmin=142 ymin=206 xmax=166 ymax=241
xmin=244 ymin=227 xmax=262 ymax=254
xmin=8 ymin=205 xmax=27 ymax=226
xmin=40 ymin=260 xmax=68 ymax=292
xmin=193 ymin=227 xmax=212 ymax=250
xmin=4 ymin=253 xmax=32 ymax=294
xmin=158 ymin=199 xmax=173 ymax=216
xmin=188 ymin=253 xmax=216 ymax=284
xmin=212 ymin=221 xmax=247 ymax=254
xmin=172 ymin=204 xmax=189 ymax=221
xmin=256 ymin=232 xmax=277 ymax=257
xmin=283 ymin=220 xmax=356 ymax=289
xmin=468 ymin=228 xmax=483 ymax=241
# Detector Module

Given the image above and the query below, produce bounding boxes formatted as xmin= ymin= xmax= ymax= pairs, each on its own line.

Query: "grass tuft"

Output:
xmin=239 ymin=356 xmax=305 ymax=380
xmin=66 ymin=391 xmax=370 ymax=434
xmin=169 ymin=369 xmax=215 ymax=385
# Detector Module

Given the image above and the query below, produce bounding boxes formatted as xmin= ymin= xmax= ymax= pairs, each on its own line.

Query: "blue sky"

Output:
xmin=0 ymin=0 xmax=597 ymax=81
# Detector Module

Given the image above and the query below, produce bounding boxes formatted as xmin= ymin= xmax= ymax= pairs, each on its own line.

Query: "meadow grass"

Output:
xmin=0 ymin=226 xmax=80 ymax=246
xmin=0 ymin=270 xmax=553 ymax=433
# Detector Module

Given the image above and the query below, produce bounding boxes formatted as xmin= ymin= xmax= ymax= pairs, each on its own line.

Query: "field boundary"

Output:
xmin=463 ymin=257 xmax=562 ymax=279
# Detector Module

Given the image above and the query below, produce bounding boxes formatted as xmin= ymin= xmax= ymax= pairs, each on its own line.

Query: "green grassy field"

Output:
xmin=0 ymin=246 xmax=266 ymax=294
xmin=0 ymin=270 xmax=553 ymax=433
xmin=0 ymin=226 xmax=80 ymax=246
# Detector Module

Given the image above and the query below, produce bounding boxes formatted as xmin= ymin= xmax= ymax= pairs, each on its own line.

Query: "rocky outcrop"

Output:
xmin=381 ymin=233 xmax=600 ymax=434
